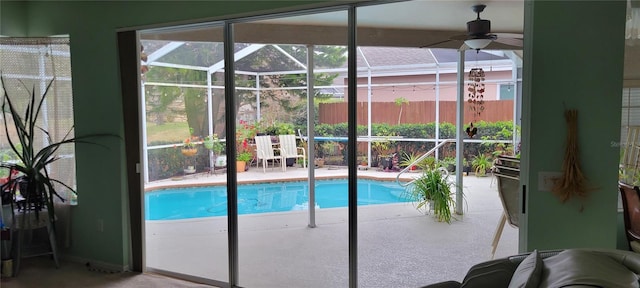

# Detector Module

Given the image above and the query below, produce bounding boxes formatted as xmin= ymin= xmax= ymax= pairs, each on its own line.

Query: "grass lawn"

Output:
xmin=147 ymin=122 xmax=190 ymax=144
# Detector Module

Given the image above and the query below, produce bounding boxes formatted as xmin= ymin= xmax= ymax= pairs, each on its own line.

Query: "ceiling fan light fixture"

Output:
xmin=464 ymin=38 xmax=492 ymax=50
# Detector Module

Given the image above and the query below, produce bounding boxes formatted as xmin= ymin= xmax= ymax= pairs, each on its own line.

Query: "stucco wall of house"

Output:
xmin=351 ymin=70 xmax=513 ymax=102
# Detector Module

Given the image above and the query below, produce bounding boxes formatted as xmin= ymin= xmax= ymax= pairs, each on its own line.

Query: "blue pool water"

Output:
xmin=145 ymin=179 xmax=411 ymax=220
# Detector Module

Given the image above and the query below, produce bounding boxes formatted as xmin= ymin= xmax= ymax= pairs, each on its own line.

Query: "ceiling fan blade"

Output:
xmin=450 ymin=34 xmax=470 ymax=41
xmin=420 ymin=39 xmax=457 ymax=49
xmin=483 ymin=41 xmax=523 ymax=50
xmin=494 ymin=37 xmax=523 ymax=48
xmin=494 ymin=33 xmax=524 ymax=39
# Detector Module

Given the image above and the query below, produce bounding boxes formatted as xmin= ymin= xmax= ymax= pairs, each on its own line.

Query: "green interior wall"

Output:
xmin=3 ymin=0 xmax=328 ymax=267
xmin=0 ymin=1 xmax=27 ymax=36
xmin=520 ymin=1 xmax=626 ymax=251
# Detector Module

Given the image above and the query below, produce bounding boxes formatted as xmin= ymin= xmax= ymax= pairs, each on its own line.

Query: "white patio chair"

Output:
xmin=278 ymin=134 xmax=306 ymax=170
xmin=254 ymin=135 xmax=284 ymax=172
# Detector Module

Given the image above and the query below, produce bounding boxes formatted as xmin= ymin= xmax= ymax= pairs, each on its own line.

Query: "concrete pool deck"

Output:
xmin=144 ymin=166 xmax=518 ymax=287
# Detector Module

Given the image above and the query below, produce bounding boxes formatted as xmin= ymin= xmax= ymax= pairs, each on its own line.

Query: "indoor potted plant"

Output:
xmin=0 ymin=78 xmax=114 ymax=227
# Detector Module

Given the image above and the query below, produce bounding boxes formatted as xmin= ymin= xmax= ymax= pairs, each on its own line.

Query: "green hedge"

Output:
xmin=299 ymin=121 xmax=518 ymax=166
xmin=303 ymin=121 xmax=513 ymax=139
xmin=148 ymin=121 xmax=519 ymax=181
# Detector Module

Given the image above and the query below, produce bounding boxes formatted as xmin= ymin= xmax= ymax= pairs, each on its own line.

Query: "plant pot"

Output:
xmin=371 ymin=156 xmax=379 ymax=167
xmin=181 ymin=148 xmax=198 ymax=157
xmin=447 ymin=164 xmax=455 ymax=172
xmin=286 ymin=158 xmax=295 ymax=167
xmin=17 ymin=180 xmax=47 ymax=212
xmin=215 ymin=155 xmax=227 ymax=167
xmin=380 ymin=156 xmax=392 ymax=170
xmin=464 ymin=166 xmax=472 ymax=176
xmin=236 ymin=161 xmax=246 ymax=173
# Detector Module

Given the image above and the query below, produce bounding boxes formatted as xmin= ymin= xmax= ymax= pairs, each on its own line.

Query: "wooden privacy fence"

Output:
xmin=319 ymin=100 xmax=514 ymax=124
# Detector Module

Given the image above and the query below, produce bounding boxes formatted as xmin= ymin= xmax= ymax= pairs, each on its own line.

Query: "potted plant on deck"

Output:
xmin=471 ymin=153 xmax=492 ymax=177
xmin=204 ymin=133 xmax=226 ymax=171
xmin=360 ymin=156 xmax=368 ymax=166
xmin=405 ymin=166 xmax=457 ymax=223
xmin=204 ymin=133 xmax=223 ymax=154
xmin=235 ymin=120 xmax=257 ymax=173
xmin=235 ymin=138 xmax=252 ymax=173
xmin=441 ymin=157 xmax=456 ymax=172
xmin=181 ymin=137 xmax=198 ymax=157
xmin=400 ymin=152 xmax=422 ymax=172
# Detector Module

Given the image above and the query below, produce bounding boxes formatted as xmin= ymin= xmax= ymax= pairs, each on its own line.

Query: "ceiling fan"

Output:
xmin=423 ymin=4 xmax=523 ymax=50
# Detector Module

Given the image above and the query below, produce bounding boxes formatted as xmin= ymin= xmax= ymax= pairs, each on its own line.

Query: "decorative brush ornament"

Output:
xmin=552 ymin=107 xmax=592 ymax=211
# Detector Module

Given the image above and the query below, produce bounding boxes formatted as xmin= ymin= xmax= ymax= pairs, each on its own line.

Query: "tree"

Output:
xmin=395 ymin=97 xmax=409 ymax=124
xmin=142 ymin=41 xmax=347 ymax=140
xmin=247 ymin=45 xmax=347 ymax=126
xmin=144 ymin=42 xmax=223 ymax=138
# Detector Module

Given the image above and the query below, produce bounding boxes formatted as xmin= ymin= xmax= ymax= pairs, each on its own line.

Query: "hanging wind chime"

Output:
xmin=466 ymin=67 xmax=485 ymax=138
xmin=140 ymin=44 xmax=149 ymax=75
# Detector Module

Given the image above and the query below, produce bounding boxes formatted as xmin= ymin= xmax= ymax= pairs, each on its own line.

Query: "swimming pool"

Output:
xmin=145 ymin=179 xmax=412 ymax=220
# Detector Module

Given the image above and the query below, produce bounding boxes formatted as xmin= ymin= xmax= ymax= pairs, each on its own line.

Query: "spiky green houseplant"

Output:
xmin=472 ymin=153 xmax=492 ymax=177
xmin=406 ymin=166 xmax=457 ymax=223
xmin=0 ymin=78 xmax=102 ymax=229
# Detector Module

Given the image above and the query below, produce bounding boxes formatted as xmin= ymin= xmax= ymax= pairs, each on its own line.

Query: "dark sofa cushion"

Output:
xmin=419 ymin=280 xmax=461 ymax=288
xmin=460 ymin=269 xmax=514 ymax=288
xmin=459 ymin=258 xmax=517 ymax=288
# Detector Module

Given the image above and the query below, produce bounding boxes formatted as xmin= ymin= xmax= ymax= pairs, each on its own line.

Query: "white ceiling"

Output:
xmin=250 ymin=0 xmax=524 ymax=49
xmin=277 ymin=0 xmax=524 ymax=32
xmin=142 ymin=0 xmax=640 ymax=82
xmin=144 ymin=1 xmax=524 ymax=50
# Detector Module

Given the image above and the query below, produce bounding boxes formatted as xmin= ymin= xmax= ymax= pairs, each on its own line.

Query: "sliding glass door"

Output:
xmin=134 ymin=1 xmax=522 ymax=287
xmin=140 ymin=24 xmax=229 ymax=285
xmin=232 ymin=10 xmax=350 ymax=287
